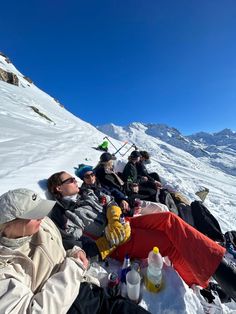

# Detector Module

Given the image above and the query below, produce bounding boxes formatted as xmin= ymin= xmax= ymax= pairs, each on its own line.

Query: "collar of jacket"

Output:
xmin=0 ymin=233 xmax=33 ymax=249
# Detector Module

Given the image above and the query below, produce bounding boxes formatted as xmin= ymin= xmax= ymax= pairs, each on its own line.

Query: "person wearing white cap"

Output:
xmin=0 ymin=188 xmax=150 ymax=314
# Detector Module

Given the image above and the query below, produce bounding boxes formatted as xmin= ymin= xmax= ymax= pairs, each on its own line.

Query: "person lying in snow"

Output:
xmin=94 ymin=152 xmax=157 ymax=204
xmin=80 ymin=165 xmax=169 ymax=217
xmin=136 ymin=150 xmax=162 ymax=189
xmin=76 ymin=162 xmax=131 ymax=213
xmin=76 ymin=164 xmax=169 ymax=217
xmin=47 ymin=171 xmax=236 ymax=302
xmin=122 ymin=150 xmax=157 ymax=202
xmin=97 ymin=140 xmax=109 ymax=152
xmin=0 ymin=189 xmax=149 ymax=314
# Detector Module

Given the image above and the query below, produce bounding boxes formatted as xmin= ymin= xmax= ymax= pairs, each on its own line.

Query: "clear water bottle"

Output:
xmin=120 ymin=254 xmax=131 ymax=297
xmin=145 ymin=246 xmax=163 ymax=292
xmin=120 ymin=254 xmax=131 ymax=283
xmin=119 ymin=213 xmax=126 ymax=225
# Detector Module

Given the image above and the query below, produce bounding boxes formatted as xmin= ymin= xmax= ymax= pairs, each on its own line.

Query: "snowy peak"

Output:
xmin=97 ymin=123 xmax=236 ymax=176
xmin=128 ymin=122 xmax=148 ymax=132
xmin=144 ymin=123 xmax=187 ymax=142
xmin=189 ymin=128 xmax=236 ymax=146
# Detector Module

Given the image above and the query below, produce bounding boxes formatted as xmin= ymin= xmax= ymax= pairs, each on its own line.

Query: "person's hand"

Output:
xmin=120 ymin=200 xmax=130 ymax=213
xmin=155 ymin=181 xmax=162 ymax=189
xmin=134 ymin=207 xmax=142 ymax=216
xmin=142 ymin=176 xmax=148 ymax=182
xmin=105 ymin=222 xmax=131 ymax=247
xmin=105 ymin=205 xmax=131 ymax=246
xmin=105 ymin=223 xmax=125 ymax=246
xmin=133 ymin=198 xmax=142 ymax=216
xmin=73 ymin=250 xmax=89 ymax=269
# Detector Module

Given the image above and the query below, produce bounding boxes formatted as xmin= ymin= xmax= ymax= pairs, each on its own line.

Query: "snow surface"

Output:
xmin=0 ymin=54 xmax=236 ymax=313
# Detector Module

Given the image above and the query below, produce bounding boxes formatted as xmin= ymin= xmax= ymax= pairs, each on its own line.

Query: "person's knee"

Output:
xmin=164 ymin=211 xmax=175 ymax=220
xmin=164 ymin=211 xmax=182 ymax=229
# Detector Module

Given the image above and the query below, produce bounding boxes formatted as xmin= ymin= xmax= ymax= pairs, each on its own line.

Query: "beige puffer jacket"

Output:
xmin=0 ymin=217 xmax=99 ymax=314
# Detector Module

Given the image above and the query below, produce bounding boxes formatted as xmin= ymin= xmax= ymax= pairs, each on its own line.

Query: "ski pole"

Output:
xmin=103 ymin=136 xmax=118 ymax=151
xmin=120 ymin=143 xmax=138 ymax=157
xmin=113 ymin=141 xmax=128 ymax=155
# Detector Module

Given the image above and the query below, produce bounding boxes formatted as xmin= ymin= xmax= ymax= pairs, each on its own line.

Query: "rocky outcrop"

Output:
xmin=23 ymin=76 xmax=33 ymax=84
xmin=29 ymin=106 xmax=55 ymax=124
xmin=0 ymin=52 xmax=11 ymax=63
xmin=0 ymin=67 xmax=19 ymax=86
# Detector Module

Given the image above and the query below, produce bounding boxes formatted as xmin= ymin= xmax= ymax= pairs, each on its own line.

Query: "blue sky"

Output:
xmin=1 ymin=0 xmax=236 ymax=135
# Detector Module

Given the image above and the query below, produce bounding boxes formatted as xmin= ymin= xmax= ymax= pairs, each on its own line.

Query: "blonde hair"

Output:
xmin=104 ymin=160 xmax=113 ymax=171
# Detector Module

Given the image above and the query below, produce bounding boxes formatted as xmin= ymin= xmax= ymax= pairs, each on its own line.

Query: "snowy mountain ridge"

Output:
xmin=97 ymin=123 xmax=236 ymax=176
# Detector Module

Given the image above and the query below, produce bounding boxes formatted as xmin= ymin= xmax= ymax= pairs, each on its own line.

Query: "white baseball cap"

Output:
xmin=0 ymin=188 xmax=56 ymax=224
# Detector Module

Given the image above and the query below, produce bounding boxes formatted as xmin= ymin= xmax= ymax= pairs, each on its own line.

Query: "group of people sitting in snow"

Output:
xmin=0 ymin=149 xmax=235 ymax=313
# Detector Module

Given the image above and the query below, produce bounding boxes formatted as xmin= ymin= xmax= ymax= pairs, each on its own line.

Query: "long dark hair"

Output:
xmin=47 ymin=171 xmax=65 ymax=199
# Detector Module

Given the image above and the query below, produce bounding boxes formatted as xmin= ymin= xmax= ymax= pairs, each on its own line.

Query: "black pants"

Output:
xmin=149 ymin=172 xmax=161 ymax=182
xmin=68 ymin=282 xmax=150 ymax=314
xmin=138 ymin=184 xmax=157 ymax=202
xmin=128 ymin=188 xmax=156 ymax=203
xmin=177 ymin=201 xmax=224 ymax=242
xmin=213 ymin=257 xmax=236 ymax=302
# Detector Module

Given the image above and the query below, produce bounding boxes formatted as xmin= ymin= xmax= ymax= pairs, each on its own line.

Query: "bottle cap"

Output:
xmin=153 ymin=246 xmax=159 ymax=254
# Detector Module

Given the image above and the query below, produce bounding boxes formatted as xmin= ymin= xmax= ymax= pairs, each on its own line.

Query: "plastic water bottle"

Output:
xmin=119 ymin=213 xmax=126 ymax=225
xmin=120 ymin=254 xmax=131 ymax=283
xmin=145 ymin=246 xmax=163 ymax=292
xmin=120 ymin=254 xmax=131 ymax=297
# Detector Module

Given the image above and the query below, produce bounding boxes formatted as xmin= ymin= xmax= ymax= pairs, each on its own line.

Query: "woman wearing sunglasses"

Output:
xmin=47 ymin=169 xmax=236 ymax=302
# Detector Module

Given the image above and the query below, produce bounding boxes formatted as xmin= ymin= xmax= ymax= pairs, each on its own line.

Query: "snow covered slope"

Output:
xmin=0 ymin=54 xmax=235 ymax=313
xmin=97 ymin=122 xmax=236 ymax=176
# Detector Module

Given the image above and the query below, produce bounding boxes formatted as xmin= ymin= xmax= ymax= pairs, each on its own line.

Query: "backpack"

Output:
xmin=190 ymin=201 xmax=224 ymax=242
xmin=170 ymin=191 xmax=190 ymax=206
xmin=177 ymin=203 xmax=195 ymax=227
xmin=158 ymin=189 xmax=178 ymax=215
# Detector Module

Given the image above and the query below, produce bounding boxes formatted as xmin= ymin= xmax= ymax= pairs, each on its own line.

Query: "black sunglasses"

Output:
xmin=84 ymin=173 xmax=95 ymax=179
xmin=61 ymin=177 xmax=76 ymax=185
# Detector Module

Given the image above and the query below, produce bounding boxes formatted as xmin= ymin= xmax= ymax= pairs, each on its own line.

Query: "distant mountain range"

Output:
xmin=97 ymin=123 xmax=236 ymax=176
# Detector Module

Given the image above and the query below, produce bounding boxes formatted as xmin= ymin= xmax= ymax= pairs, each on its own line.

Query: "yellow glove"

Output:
xmin=106 ymin=205 xmax=122 ymax=224
xmin=105 ymin=205 xmax=131 ymax=246
xmin=95 ymin=236 xmax=116 ymax=260
xmin=122 ymin=222 xmax=131 ymax=244
xmin=105 ymin=222 xmax=131 ymax=247
xmin=106 ymin=205 xmax=123 ymax=244
xmin=105 ymin=224 xmax=125 ymax=246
